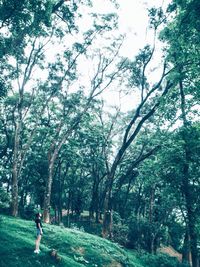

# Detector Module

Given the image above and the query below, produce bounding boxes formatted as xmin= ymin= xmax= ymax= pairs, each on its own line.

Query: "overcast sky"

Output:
xmin=91 ymin=0 xmax=171 ymax=57
xmin=93 ymin=0 xmax=172 ymax=111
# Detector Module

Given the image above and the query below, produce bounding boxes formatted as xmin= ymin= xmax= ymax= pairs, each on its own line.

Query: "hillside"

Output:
xmin=0 ymin=215 xmax=143 ymax=267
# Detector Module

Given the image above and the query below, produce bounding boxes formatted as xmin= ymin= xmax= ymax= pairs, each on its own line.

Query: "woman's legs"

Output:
xmin=35 ymin=235 xmax=42 ymax=251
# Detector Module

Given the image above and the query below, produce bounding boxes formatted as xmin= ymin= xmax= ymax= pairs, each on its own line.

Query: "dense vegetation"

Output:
xmin=0 ymin=0 xmax=199 ymax=266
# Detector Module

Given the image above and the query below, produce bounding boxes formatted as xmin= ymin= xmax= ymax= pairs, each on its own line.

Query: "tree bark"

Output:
xmin=182 ymin=230 xmax=192 ymax=265
xmin=43 ymin=157 xmax=55 ymax=223
xmin=11 ymin=121 xmax=20 ymax=217
xmin=179 ymin=80 xmax=198 ymax=267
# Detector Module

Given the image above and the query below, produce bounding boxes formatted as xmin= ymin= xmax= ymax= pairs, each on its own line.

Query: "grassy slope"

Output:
xmin=0 ymin=215 xmax=143 ymax=267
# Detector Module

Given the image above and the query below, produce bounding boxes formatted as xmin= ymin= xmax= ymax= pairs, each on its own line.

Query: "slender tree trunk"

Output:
xmin=43 ymin=158 xmax=55 ymax=223
xmin=182 ymin=230 xmax=192 ymax=265
xmin=66 ymin=190 xmax=72 ymax=227
xmin=11 ymin=122 xmax=20 ymax=217
xmin=11 ymin=162 xmax=18 ymax=216
xmin=148 ymin=186 xmax=155 ymax=254
xmin=102 ymin=172 xmax=114 ymax=238
xmin=182 ymin=166 xmax=198 ymax=267
xmin=19 ymin=188 xmax=25 ymax=215
xmin=58 ymin=161 xmax=64 ymax=225
xmin=89 ymin=181 xmax=96 ymax=220
xmin=89 ymin=175 xmax=100 ymax=222
xmin=179 ymin=80 xmax=198 ymax=267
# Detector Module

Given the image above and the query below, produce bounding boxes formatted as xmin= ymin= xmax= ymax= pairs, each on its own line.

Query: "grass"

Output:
xmin=0 ymin=215 xmax=143 ymax=267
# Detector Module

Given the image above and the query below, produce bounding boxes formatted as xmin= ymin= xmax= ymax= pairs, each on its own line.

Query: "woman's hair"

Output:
xmin=35 ymin=213 xmax=41 ymax=218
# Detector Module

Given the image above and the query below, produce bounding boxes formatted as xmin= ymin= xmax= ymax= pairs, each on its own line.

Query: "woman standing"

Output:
xmin=34 ymin=213 xmax=43 ymax=254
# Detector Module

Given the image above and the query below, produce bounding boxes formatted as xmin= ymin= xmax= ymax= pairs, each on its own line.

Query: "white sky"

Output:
xmin=92 ymin=0 xmax=172 ymax=111
xmin=91 ymin=0 xmax=171 ymax=57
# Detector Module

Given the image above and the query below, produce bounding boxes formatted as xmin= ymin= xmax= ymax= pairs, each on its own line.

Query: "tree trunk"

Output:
xmin=11 ymin=163 xmax=18 ymax=216
xmin=43 ymin=159 xmax=55 ymax=223
xmin=11 ymin=122 xmax=20 ymax=217
xmin=148 ymin=186 xmax=155 ymax=254
xmin=182 ymin=230 xmax=192 ymax=265
xmin=179 ymin=80 xmax=198 ymax=267
xmin=102 ymin=172 xmax=114 ymax=238
xmin=89 ymin=176 xmax=100 ymax=222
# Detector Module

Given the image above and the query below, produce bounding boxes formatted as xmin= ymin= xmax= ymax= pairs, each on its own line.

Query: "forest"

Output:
xmin=0 ymin=0 xmax=199 ymax=267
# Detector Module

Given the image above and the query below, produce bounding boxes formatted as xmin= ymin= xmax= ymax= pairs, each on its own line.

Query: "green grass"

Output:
xmin=0 ymin=215 xmax=143 ymax=267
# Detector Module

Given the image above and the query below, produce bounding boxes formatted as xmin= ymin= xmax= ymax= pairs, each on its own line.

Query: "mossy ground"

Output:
xmin=0 ymin=215 xmax=143 ymax=267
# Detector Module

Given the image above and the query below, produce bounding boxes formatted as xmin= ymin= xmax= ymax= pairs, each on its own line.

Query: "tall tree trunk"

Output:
xmin=182 ymin=230 xmax=192 ymax=265
xmin=11 ymin=162 xmax=18 ymax=216
xmin=66 ymin=190 xmax=72 ymax=227
xmin=148 ymin=186 xmax=155 ymax=254
xmin=11 ymin=122 xmax=20 ymax=217
xmin=43 ymin=158 xmax=55 ymax=223
xmin=89 ymin=180 xmax=96 ymax=220
xmin=89 ymin=174 xmax=100 ymax=222
xmin=179 ymin=80 xmax=198 ymax=267
xmin=102 ymin=172 xmax=114 ymax=238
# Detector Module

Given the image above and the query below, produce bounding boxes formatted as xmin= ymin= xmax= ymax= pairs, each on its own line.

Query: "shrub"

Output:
xmin=140 ymin=253 xmax=190 ymax=267
xmin=20 ymin=204 xmax=37 ymax=220
xmin=112 ymin=223 xmax=129 ymax=246
xmin=127 ymin=214 xmax=168 ymax=251
xmin=0 ymin=187 xmax=10 ymax=213
xmin=112 ymin=212 xmax=129 ymax=246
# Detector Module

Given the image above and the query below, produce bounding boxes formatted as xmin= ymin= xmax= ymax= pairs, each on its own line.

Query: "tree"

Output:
xmin=160 ymin=1 xmax=200 ymax=265
xmin=102 ymin=40 xmax=174 ymax=237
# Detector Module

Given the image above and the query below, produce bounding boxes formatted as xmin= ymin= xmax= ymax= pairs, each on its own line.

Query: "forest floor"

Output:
xmin=0 ymin=215 xmax=144 ymax=267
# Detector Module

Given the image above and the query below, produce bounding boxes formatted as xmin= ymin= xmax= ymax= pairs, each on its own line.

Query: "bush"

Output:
xmin=0 ymin=187 xmax=10 ymax=213
xmin=112 ymin=222 xmax=129 ymax=246
xmin=112 ymin=212 xmax=129 ymax=246
xmin=140 ymin=253 xmax=190 ymax=267
xmin=127 ymin=214 xmax=168 ymax=251
xmin=20 ymin=204 xmax=37 ymax=220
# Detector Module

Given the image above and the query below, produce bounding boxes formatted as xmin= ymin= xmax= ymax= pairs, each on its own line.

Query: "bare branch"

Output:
xmin=52 ymin=0 xmax=69 ymax=13
xmin=123 ymin=62 xmax=169 ymax=145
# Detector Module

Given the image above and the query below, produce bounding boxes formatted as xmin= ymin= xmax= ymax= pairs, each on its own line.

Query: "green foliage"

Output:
xmin=148 ymin=7 xmax=166 ymax=29
xmin=140 ymin=253 xmax=190 ymax=267
xmin=20 ymin=204 xmax=37 ymax=220
xmin=160 ymin=0 xmax=200 ymax=104
xmin=0 ymin=187 xmax=10 ymax=210
xmin=0 ymin=77 xmax=8 ymax=98
xmin=112 ymin=212 xmax=129 ymax=246
xmin=127 ymin=215 xmax=167 ymax=251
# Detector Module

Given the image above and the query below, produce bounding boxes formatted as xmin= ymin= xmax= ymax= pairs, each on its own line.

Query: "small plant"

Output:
xmin=111 ymin=211 xmax=129 ymax=246
xmin=50 ymin=249 xmax=62 ymax=262
xmin=0 ymin=187 xmax=10 ymax=212
xmin=70 ymin=223 xmax=85 ymax=232
xmin=20 ymin=204 xmax=36 ymax=220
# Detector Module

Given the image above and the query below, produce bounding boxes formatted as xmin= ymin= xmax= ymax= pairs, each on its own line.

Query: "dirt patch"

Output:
xmin=103 ymin=260 xmax=123 ymax=267
xmin=71 ymin=246 xmax=85 ymax=255
xmin=157 ymin=246 xmax=182 ymax=262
